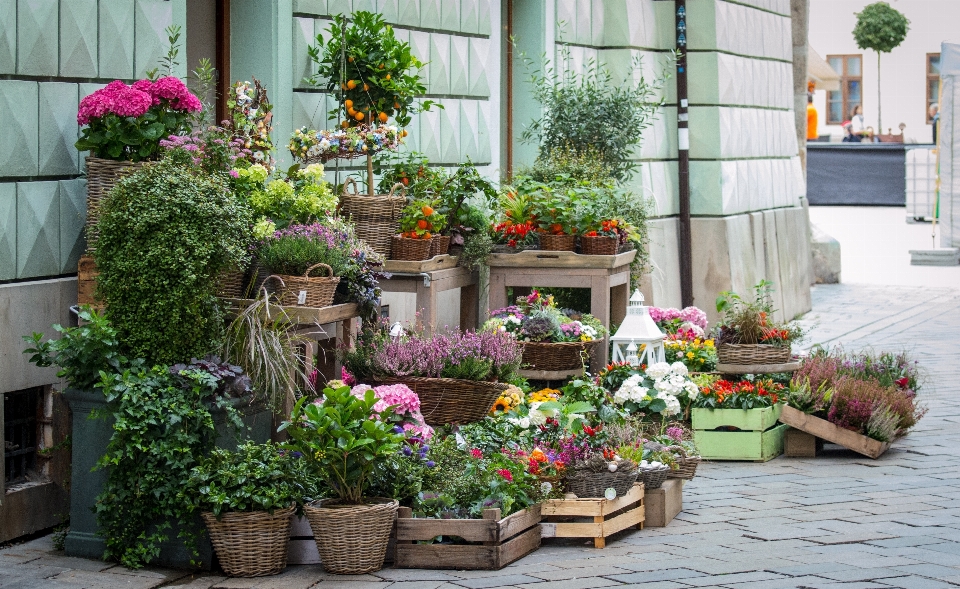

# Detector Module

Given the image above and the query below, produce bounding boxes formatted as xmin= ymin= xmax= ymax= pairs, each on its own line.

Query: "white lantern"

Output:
xmin=609 ymin=290 xmax=665 ymax=367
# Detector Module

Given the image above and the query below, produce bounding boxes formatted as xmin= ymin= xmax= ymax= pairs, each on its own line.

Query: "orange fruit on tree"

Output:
xmin=401 ymin=129 xmax=408 ymax=137
xmin=394 ymin=102 xmax=401 ymax=109
xmin=401 ymin=177 xmax=410 ymax=186
xmin=347 ymin=107 xmax=356 ymax=116
xmin=550 ymin=223 xmax=563 ymax=234
xmin=423 ymin=231 xmax=432 ymax=239
xmin=379 ymin=63 xmax=384 ymax=69
xmin=363 ymin=83 xmax=369 ymax=92
xmin=385 ymin=74 xmax=391 ymax=80
xmin=417 ymin=219 xmax=428 ymax=230
xmin=346 ymin=79 xmax=357 ymax=90
xmin=378 ymin=111 xmax=388 ymax=123
xmin=344 ymin=99 xmax=353 ymax=108
xmin=348 ymin=56 xmax=355 ymax=62
xmin=421 ymin=205 xmax=434 ymax=216
xmin=354 ymin=111 xmax=365 ymax=121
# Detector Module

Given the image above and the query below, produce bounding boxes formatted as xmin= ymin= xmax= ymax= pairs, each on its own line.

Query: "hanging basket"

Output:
xmin=339 ymin=178 xmax=406 ymax=258
xmin=539 ymin=234 xmax=575 ymax=252
xmin=372 ymin=376 xmax=509 ymax=426
xmin=303 ymin=498 xmax=398 ymax=575
xmin=271 ymin=263 xmax=340 ymax=308
xmin=201 ymin=505 xmax=295 ymax=577
xmin=580 ymin=235 xmax=618 ymax=256
xmin=429 ymin=235 xmax=451 ymax=257
xmin=391 ymin=236 xmax=432 ymax=261
xmin=84 ymin=156 xmax=146 ymax=252
xmin=716 ymin=343 xmax=791 ymax=365
xmin=521 ymin=340 xmax=601 ymax=372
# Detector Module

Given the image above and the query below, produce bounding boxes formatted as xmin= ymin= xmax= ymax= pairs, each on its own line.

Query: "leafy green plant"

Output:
xmin=525 ymin=144 xmax=614 ymax=186
xmin=853 ymin=2 xmax=909 ymax=131
xmin=22 ymin=306 xmax=132 ymax=391
xmin=93 ymin=158 xmax=253 ymax=365
xmin=715 ymin=281 xmax=804 ymax=347
xmin=399 ymin=199 xmax=445 ymax=239
xmin=183 ymin=442 xmax=305 ymax=517
xmin=279 ymin=385 xmax=407 ymax=504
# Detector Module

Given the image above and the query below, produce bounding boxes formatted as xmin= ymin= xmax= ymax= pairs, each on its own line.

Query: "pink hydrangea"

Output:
xmin=77 ymin=91 xmax=114 ymax=124
xmin=679 ymin=306 xmax=708 ymax=330
xmin=649 ymin=307 xmax=681 ymax=324
xmin=111 ymin=86 xmax=152 ymax=117
xmin=150 ymin=76 xmax=202 ymax=112
xmin=349 ymin=383 xmax=433 ymax=439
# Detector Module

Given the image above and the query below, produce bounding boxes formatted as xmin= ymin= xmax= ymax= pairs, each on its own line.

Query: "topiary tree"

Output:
xmin=93 ymin=158 xmax=252 ymax=365
xmin=853 ymin=2 xmax=909 ymax=133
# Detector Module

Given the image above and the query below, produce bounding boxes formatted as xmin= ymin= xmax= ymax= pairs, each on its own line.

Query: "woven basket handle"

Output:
xmin=388 ymin=182 xmax=406 ymax=197
xmin=304 ymin=263 xmax=333 ymax=278
xmin=342 ymin=176 xmax=359 ymax=196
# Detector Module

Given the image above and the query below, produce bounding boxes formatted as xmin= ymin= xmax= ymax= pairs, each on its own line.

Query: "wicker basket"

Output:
xmin=85 ymin=156 xmax=146 ymax=252
xmin=216 ymin=269 xmax=247 ymax=298
xmin=391 ymin=236 xmax=432 ymax=261
xmin=564 ymin=462 xmax=638 ymax=499
xmin=580 ymin=235 xmax=618 ymax=256
xmin=638 ymin=466 xmax=671 ymax=490
xmin=272 ymin=263 xmax=340 ymax=308
xmin=521 ymin=340 xmax=601 ymax=371
xmin=539 ymin=234 xmax=575 ymax=251
xmin=201 ymin=505 xmax=295 ymax=577
xmin=717 ymin=343 xmax=791 ymax=365
xmin=667 ymin=453 xmax=701 ymax=480
xmin=339 ymin=178 xmax=406 ymax=258
xmin=303 ymin=498 xmax=398 ymax=575
xmin=373 ymin=376 xmax=509 ymax=426
xmin=430 ymin=235 xmax=451 ymax=257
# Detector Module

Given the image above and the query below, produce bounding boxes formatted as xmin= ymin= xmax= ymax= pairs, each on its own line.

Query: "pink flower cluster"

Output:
xmin=349 ymin=383 xmax=433 ymax=439
xmin=78 ymin=77 xmax=201 ymax=125
xmin=649 ymin=306 xmax=709 ymax=331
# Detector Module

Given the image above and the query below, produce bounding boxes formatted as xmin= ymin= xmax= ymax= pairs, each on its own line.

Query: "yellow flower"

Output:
xmin=705 ymin=339 xmax=715 ymax=347
xmin=686 ymin=352 xmax=695 ymax=359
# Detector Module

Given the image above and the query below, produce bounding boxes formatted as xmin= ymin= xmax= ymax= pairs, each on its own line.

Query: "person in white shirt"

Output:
xmin=845 ymin=105 xmax=871 ymax=142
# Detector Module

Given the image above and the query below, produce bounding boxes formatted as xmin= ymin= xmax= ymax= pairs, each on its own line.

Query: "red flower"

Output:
xmin=496 ymin=469 xmax=513 ymax=482
xmin=896 ymin=377 xmax=909 ymax=389
xmin=471 ymin=448 xmax=483 ymax=459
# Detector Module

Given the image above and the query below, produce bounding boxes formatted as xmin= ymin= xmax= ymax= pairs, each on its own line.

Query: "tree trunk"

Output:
xmin=877 ymin=52 xmax=882 ymax=134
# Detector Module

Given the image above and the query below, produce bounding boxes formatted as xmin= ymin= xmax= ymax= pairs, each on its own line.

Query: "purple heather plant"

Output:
xmin=368 ymin=330 xmax=521 ymax=382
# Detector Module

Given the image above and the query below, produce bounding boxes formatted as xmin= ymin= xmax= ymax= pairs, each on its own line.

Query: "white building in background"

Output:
xmin=809 ymin=0 xmax=956 ymax=144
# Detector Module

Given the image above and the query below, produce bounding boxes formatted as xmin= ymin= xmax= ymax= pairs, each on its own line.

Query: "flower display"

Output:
xmin=484 ymin=291 xmax=606 ymax=344
xmin=692 ymin=378 xmax=784 ymax=410
xmin=490 ymin=386 xmax=524 ymax=414
xmin=239 ymin=162 xmax=337 ymax=230
xmin=664 ymin=335 xmax=717 ymax=372
xmin=491 ymin=220 xmax=537 ymax=250
xmin=288 ymin=125 xmax=402 ymax=162
xmin=341 ymin=383 xmax=433 ymax=439
xmin=649 ymin=305 xmax=709 ymax=333
xmin=226 ymin=79 xmax=274 ymax=170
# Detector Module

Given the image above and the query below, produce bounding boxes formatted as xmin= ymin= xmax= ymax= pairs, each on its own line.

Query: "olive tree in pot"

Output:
xmin=279 ymin=385 xmax=406 ymax=574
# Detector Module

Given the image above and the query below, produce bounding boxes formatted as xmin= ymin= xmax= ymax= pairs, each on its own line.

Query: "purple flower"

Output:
xmin=426 ymin=460 xmax=436 ymax=468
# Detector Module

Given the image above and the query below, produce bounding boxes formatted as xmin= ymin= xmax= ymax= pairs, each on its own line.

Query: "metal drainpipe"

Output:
xmin=675 ymin=0 xmax=694 ymax=307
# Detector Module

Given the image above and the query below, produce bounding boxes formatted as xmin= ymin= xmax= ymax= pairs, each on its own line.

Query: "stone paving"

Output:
xmin=3 ymin=283 xmax=960 ymax=589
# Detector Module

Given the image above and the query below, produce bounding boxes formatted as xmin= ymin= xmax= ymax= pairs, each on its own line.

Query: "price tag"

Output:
xmin=297 ymin=290 xmax=307 ymax=305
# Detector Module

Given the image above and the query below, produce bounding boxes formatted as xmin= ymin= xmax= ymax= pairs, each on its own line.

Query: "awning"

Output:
xmin=808 ymin=47 xmax=841 ymax=92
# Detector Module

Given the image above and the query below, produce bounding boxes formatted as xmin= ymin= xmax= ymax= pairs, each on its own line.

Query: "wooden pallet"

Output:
xmin=645 ymin=478 xmax=682 ymax=527
xmin=393 ymin=505 xmax=541 ymax=570
xmin=541 ymin=483 xmax=645 ymax=548
xmin=779 ymin=405 xmax=890 ymax=459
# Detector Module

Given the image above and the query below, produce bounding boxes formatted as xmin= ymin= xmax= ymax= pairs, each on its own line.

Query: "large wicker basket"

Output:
xmin=717 ymin=343 xmax=791 ymax=365
xmin=391 ymin=236 xmax=432 ymax=261
xmin=303 ymin=498 xmax=398 ymax=575
xmin=580 ymin=235 xmax=618 ymax=256
xmin=339 ymin=178 xmax=406 ymax=258
xmin=521 ymin=339 xmax=601 ymax=371
xmin=85 ymin=156 xmax=146 ymax=252
xmin=373 ymin=376 xmax=509 ymax=426
xmin=273 ymin=263 xmax=340 ymax=308
xmin=201 ymin=505 xmax=295 ymax=577
xmin=216 ymin=269 xmax=247 ymax=298
xmin=565 ymin=463 xmax=638 ymax=499
xmin=638 ymin=466 xmax=671 ymax=490
xmin=429 ymin=235 xmax=451 ymax=257
xmin=539 ymin=234 xmax=575 ymax=251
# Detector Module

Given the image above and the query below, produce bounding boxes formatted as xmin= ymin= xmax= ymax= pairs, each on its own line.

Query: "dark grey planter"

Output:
xmin=62 ymin=388 xmax=273 ymax=569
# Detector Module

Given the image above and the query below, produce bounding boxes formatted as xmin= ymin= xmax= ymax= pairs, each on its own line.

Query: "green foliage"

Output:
xmin=183 ymin=442 xmax=306 ymax=517
xmin=279 ymin=386 xmax=406 ymax=504
xmin=257 ymin=233 xmax=349 ymax=277
xmin=189 ymin=57 xmax=218 ymax=128
xmin=524 ymin=144 xmax=615 ymax=186
xmin=245 ymin=165 xmax=336 ymax=230
xmin=459 ymin=231 xmax=494 ymax=272
xmin=94 ymin=365 xmax=244 ymax=568
xmin=93 ymin=158 xmax=253 ymax=365
xmin=146 ymin=25 xmax=182 ymax=81
xmin=853 ymin=2 xmax=909 ymax=53
xmin=22 ymin=306 xmax=131 ymax=391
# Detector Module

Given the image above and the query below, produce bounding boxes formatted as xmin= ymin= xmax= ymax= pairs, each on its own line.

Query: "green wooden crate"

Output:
xmin=694 ymin=423 xmax=789 ymax=462
xmin=690 ymin=404 xmax=783 ymax=432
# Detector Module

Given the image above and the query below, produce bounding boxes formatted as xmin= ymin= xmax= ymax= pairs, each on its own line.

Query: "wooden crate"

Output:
xmin=393 ymin=505 xmax=541 ymax=570
xmin=77 ymin=256 xmax=103 ymax=310
xmin=691 ymin=405 xmax=782 ymax=431
xmin=541 ymin=483 xmax=644 ymax=548
xmin=487 ymin=249 xmax=637 ymax=269
xmin=645 ymin=478 xmax=682 ymax=527
xmin=692 ymin=405 xmax=787 ymax=462
xmin=783 ymin=427 xmax=823 ymax=457
xmin=383 ymin=254 xmax=458 ymax=273
xmin=779 ymin=405 xmax=891 ymax=459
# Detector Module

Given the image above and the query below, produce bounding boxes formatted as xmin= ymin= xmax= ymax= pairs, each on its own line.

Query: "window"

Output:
xmin=928 ymin=53 xmax=941 ymax=122
xmin=826 ymin=55 xmax=862 ymax=124
xmin=4 ymin=387 xmax=41 ymax=486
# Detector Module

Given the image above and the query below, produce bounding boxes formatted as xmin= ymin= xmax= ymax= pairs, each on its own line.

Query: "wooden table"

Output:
xmin=487 ymin=250 xmax=636 ymax=368
xmin=379 ymin=266 xmax=479 ymax=335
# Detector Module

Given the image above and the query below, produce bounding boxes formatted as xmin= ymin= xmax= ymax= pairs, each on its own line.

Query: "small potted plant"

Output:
xmin=531 ymin=191 xmax=578 ymax=251
xmin=393 ymin=200 xmax=443 ymax=261
xmin=256 ymin=222 xmax=345 ymax=307
xmin=579 ymin=218 xmax=626 ymax=256
xmin=280 ymin=385 xmax=407 ymax=574
xmin=714 ymin=281 xmax=804 ymax=366
xmin=184 ymin=442 xmax=303 ymax=578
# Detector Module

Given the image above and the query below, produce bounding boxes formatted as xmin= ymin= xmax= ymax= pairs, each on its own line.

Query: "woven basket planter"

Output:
xmin=637 ymin=466 xmax=671 ymax=490
xmin=201 ymin=505 xmax=295 ymax=577
xmin=565 ymin=464 xmax=638 ymax=499
xmin=373 ymin=376 xmax=509 ymax=426
xmin=216 ymin=269 xmax=247 ymax=299
xmin=272 ymin=263 xmax=340 ymax=308
xmin=85 ymin=156 xmax=146 ymax=252
xmin=304 ymin=498 xmax=397 ymax=575
xmin=580 ymin=235 xmax=618 ymax=256
xmin=667 ymin=454 xmax=701 ymax=480
xmin=339 ymin=178 xmax=406 ymax=258
xmin=429 ymin=235 xmax=451 ymax=257
xmin=391 ymin=236 xmax=432 ymax=261
xmin=521 ymin=339 xmax=601 ymax=372
xmin=716 ymin=343 xmax=791 ymax=365
xmin=539 ymin=234 xmax=575 ymax=252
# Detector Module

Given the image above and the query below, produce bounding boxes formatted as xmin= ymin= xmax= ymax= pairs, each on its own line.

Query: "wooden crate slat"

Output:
xmin=542 ymin=484 xmax=644 ymax=517
xmin=645 ymin=478 xmax=682 ymax=527
xmin=496 ymin=526 xmax=542 ymax=568
xmin=779 ymin=405 xmax=891 ymax=459
xmin=395 ymin=518 xmax=497 ymax=542
xmin=486 ymin=249 xmax=637 ymax=269
xmin=382 ymin=254 xmax=459 ymax=273
xmin=691 ymin=405 xmax=782 ymax=431
xmin=600 ymin=505 xmax=645 ymax=536
xmin=498 ymin=504 xmax=541 ymax=542
xmin=694 ymin=424 xmax=788 ymax=462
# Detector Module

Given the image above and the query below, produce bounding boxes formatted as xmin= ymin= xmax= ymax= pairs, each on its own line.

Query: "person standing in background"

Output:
xmin=806 ymin=94 xmax=819 ymax=141
xmin=930 ymin=103 xmax=940 ymax=145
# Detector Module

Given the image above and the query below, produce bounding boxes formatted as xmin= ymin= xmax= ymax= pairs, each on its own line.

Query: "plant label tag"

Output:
xmin=604 ymin=488 xmax=617 ymax=500
xmin=297 ymin=290 xmax=307 ymax=305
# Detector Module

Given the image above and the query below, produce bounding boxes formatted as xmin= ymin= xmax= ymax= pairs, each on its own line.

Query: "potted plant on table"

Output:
xmin=531 ymin=190 xmax=578 ymax=251
xmin=280 ymin=385 xmax=407 ymax=574
xmin=714 ymin=281 xmax=804 ymax=366
xmin=393 ymin=200 xmax=445 ymax=260
xmin=256 ymin=222 xmax=346 ymax=308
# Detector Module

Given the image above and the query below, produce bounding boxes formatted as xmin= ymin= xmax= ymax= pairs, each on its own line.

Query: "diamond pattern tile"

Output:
xmin=378 ymin=0 xmax=399 ymax=22
xmin=352 ymin=0 xmax=377 ymax=14
xmin=420 ymin=0 xmax=441 ymax=29
xmin=99 ymin=0 xmax=135 ymax=79
xmin=397 ymin=0 xmax=420 ymax=27
xmin=429 ymin=34 xmax=451 ymax=95
xmin=468 ymin=37 xmax=490 ymax=98
xmin=601 ymin=0 xmax=628 ymax=46
xmin=17 ymin=0 xmax=58 ymax=75
xmin=134 ymin=0 xmax=174 ymax=79
xmin=59 ymin=179 xmax=86 ymax=273
xmin=418 ymin=106 xmax=442 ymax=163
xmin=460 ymin=0 xmax=478 ymax=35
xmin=0 ymin=81 xmax=39 ymax=177
xmin=293 ymin=17 xmax=316 ymax=88
xmin=0 ymin=0 xmax=15 ymax=74
xmin=16 ymin=181 xmax=60 ymax=279
xmin=439 ymin=98 xmax=459 ymax=164
xmin=590 ymin=0 xmax=604 ymax=45
xmin=0 ymin=183 xmax=15 ymax=280
xmin=477 ymin=0 xmax=491 ymax=36
xmin=441 ymin=0 xmax=459 ymax=32
xmin=575 ymin=0 xmax=592 ymax=45
xmin=294 ymin=0 xmax=327 ymax=16
xmin=60 ymin=0 xmax=98 ymax=77
xmin=39 ymin=83 xmax=80 ymax=176
xmin=459 ymin=100 xmax=479 ymax=162
xmin=293 ymin=91 xmax=327 ymax=131
xmin=449 ymin=36 xmax=469 ymax=96
xmin=556 ymin=0 xmax=574 ymax=43
xmin=477 ymin=99 xmax=491 ymax=163
xmin=408 ymin=31 xmax=431 ymax=90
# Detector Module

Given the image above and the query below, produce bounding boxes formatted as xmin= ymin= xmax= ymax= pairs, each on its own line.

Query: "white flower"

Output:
xmin=684 ymin=381 xmax=699 ymax=398
xmin=540 ymin=481 xmax=553 ymax=495
xmin=670 ymin=362 xmax=689 ymax=377
xmin=318 ymin=138 xmax=331 ymax=151
xmin=646 ymin=362 xmax=671 ymax=380
xmin=660 ymin=394 xmax=682 ymax=416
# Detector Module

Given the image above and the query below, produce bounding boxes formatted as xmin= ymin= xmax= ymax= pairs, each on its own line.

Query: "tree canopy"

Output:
xmin=853 ymin=2 xmax=909 ymax=54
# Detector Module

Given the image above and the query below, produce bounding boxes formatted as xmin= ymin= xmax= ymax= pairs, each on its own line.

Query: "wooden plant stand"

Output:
xmin=393 ymin=505 xmax=541 ymax=570
xmin=644 ymin=478 xmax=682 ymax=527
xmin=692 ymin=405 xmax=787 ymax=462
xmin=379 ymin=266 xmax=479 ymax=335
xmin=778 ymin=405 xmax=891 ymax=459
xmin=540 ymin=483 xmax=645 ymax=548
